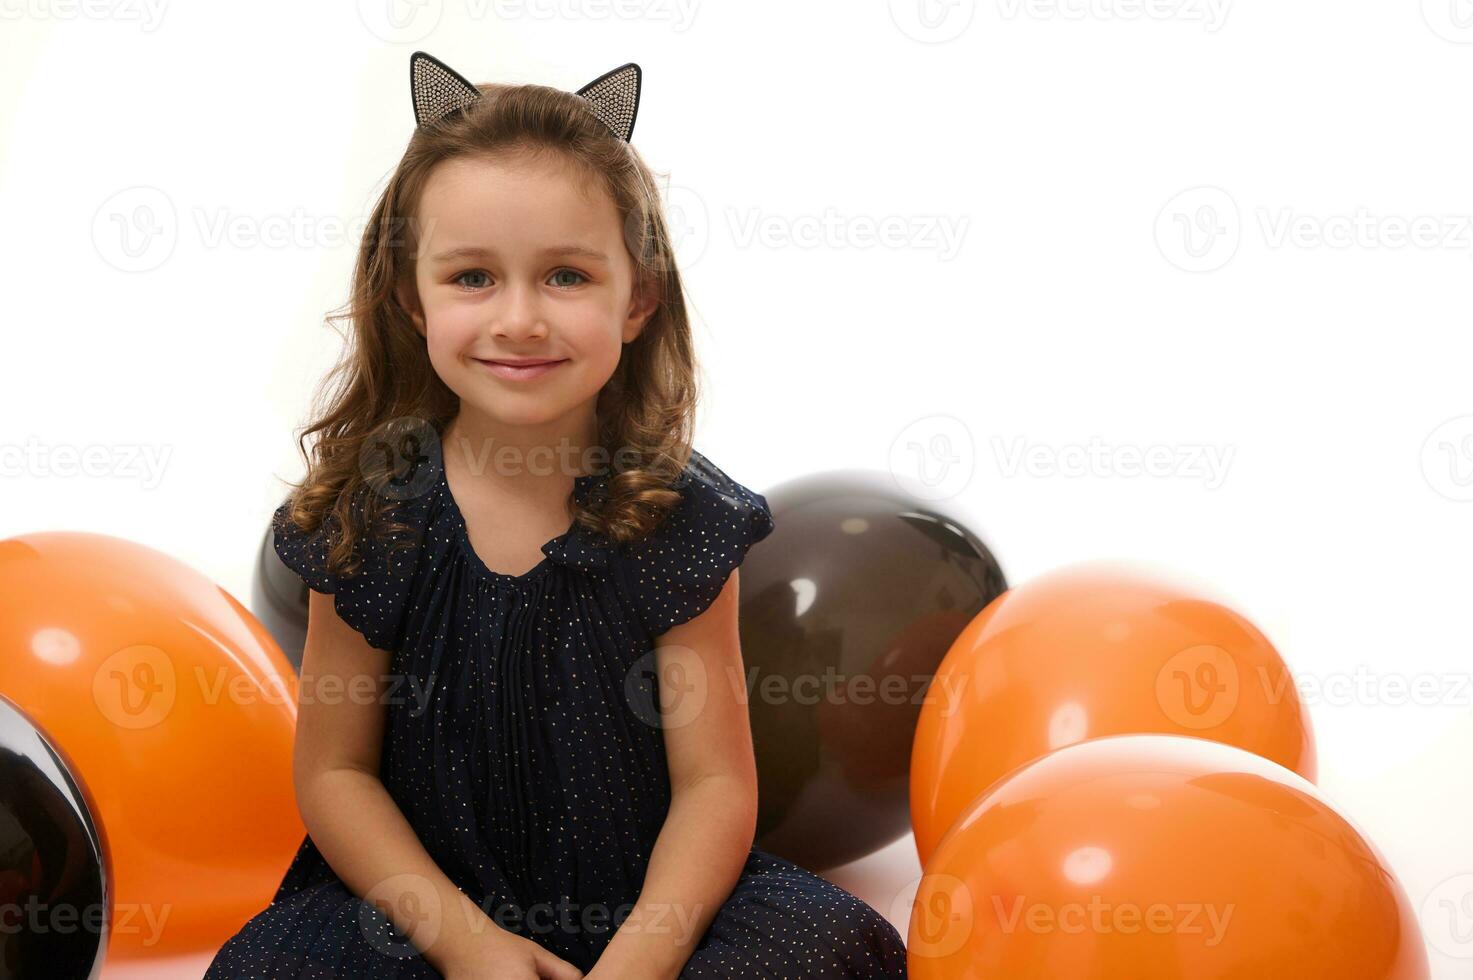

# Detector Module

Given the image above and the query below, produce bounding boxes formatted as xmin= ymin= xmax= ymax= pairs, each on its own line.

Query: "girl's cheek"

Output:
xmin=426 ymin=312 xmax=480 ymax=350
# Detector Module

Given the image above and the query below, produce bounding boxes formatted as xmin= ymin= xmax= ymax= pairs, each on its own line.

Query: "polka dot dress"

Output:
xmin=204 ymin=448 xmax=910 ymax=978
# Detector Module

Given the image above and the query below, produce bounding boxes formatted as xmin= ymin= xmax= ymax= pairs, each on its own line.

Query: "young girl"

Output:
xmin=204 ymin=54 xmax=909 ymax=979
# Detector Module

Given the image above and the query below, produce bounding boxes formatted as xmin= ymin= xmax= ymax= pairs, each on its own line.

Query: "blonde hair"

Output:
xmin=279 ymin=79 xmax=701 ymax=576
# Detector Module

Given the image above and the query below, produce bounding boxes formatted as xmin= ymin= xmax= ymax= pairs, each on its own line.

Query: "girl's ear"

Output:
xmin=396 ymin=280 xmax=427 ymax=337
xmin=623 ymin=274 xmax=659 ymax=343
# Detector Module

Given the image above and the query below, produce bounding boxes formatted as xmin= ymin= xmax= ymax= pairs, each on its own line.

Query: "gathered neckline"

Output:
xmin=437 ymin=464 xmax=604 ymax=586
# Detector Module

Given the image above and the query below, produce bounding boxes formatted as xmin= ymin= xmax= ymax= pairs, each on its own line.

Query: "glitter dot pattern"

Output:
xmin=205 ymin=449 xmax=909 ymax=977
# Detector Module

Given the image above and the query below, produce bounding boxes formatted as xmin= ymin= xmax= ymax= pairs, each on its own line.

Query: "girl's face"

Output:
xmin=405 ymin=152 xmax=655 ymax=433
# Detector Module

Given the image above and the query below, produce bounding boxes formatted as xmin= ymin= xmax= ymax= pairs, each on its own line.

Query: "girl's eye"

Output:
xmin=452 ymin=269 xmax=587 ymax=291
xmin=454 ymin=270 xmax=491 ymax=290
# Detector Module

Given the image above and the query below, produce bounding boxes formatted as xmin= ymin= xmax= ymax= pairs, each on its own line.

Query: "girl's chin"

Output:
xmin=454 ymin=389 xmax=599 ymax=425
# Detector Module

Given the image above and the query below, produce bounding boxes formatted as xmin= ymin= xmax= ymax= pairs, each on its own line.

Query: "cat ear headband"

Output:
xmin=409 ymin=51 xmax=642 ymax=143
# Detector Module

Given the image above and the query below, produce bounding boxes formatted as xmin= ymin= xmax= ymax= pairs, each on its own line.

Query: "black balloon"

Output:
xmin=0 ymin=695 xmax=107 ymax=979
xmin=251 ymin=515 xmax=307 ymax=673
xmin=738 ymin=470 xmax=1006 ymax=871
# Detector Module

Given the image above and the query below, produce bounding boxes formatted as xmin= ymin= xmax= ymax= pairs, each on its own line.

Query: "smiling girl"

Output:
xmin=204 ymin=54 xmax=909 ymax=980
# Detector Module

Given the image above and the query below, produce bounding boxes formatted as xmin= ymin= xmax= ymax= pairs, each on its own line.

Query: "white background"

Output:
xmin=3 ymin=0 xmax=1471 ymax=975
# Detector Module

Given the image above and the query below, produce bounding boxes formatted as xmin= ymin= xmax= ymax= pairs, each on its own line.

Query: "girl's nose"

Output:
xmin=489 ymin=282 xmax=549 ymax=341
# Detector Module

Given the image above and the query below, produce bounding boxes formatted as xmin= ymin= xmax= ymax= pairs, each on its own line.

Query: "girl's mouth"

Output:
xmin=474 ymin=358 xmax=568 ymax=381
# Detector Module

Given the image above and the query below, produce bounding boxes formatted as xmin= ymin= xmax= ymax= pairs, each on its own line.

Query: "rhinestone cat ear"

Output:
xmin=409 ymin=52 xmax=642 ymax=142
xmin=573 ymin=62 xmax=641 ymax=143
xmin=409 ymin=51 xmax=481 ymax=129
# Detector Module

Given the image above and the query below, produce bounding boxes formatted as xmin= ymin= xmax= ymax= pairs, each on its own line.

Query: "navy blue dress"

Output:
xmin=206 ymin=448 xmax=909 ymax=978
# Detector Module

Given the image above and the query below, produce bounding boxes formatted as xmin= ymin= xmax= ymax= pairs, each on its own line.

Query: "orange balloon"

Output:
xmin=0 ymin=532 xmax=303 ymax=961
xmin=910 ymin=562 xmax=1315 ymax=865
xmin=909 ymin=734 xmax=1428 ymax=979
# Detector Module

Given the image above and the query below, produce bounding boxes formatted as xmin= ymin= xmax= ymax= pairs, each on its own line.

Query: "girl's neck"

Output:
xmin=443 ymin=410 xmax=601 ymax=489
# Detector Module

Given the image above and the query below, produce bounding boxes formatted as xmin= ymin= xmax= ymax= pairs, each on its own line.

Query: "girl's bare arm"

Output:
xmin=292 ymin=589 xmax=498 ymax=975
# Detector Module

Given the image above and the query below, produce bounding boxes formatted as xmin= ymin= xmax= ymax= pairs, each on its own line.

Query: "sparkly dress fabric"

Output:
xmin=204 ymin=449 xmax=909 ymax=978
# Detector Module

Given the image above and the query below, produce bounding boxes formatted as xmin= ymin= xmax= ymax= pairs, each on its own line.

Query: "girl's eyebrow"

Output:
xmin=429 ymin=244 xmax=609 ymax=263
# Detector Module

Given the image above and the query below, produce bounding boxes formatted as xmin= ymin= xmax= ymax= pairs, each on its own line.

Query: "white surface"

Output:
xmin=3 ymin=2 xmax=1469 ymax=975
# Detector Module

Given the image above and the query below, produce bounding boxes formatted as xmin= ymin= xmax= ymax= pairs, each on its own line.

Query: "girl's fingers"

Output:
xmin=535 ymin=951 xmax=584 ymax=980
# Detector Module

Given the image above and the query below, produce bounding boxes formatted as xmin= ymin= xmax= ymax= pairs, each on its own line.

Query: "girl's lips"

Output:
xmin=475 ymin=358 xmax=567 ymax=381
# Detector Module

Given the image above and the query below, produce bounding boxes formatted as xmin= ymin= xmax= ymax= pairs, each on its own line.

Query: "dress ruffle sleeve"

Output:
xmin=270 ymin=486 xmax=426 ymax=654
xmin=621 ymin=449 xmax=776 ymax=637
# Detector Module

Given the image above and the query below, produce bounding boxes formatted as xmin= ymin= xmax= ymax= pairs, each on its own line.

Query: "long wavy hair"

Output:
xmin=277 ymin=78 xmax=701 ymax=577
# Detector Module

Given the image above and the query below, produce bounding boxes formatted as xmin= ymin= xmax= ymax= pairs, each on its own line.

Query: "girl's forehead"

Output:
xmin=420 ymin=156 xmax=614 ymax=225
xmin=416 ymin=168 xmax=622 ymax=260
xmin=424 ymin=153 xmax=601 ymax=200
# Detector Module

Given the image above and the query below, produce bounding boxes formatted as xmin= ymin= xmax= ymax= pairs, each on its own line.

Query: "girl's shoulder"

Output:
xmin=270 ymin=465 xmax=443 ymax=654
xmin=619 ymin=448 xmax=776 ymax=636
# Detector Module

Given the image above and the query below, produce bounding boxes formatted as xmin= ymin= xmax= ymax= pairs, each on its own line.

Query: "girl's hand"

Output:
xmin=442 ymin=928 xmax=584 ymax=979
